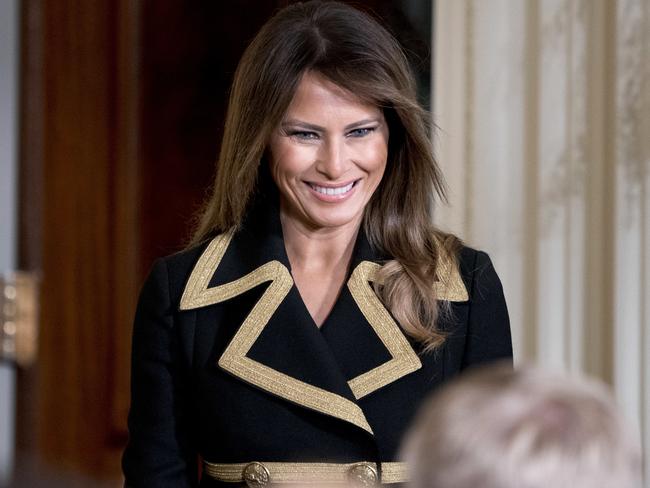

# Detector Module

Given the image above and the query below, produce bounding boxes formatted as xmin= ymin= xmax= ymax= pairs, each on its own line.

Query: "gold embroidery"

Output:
xmin=347 ymin=262 xmax=422 ymax=399
xmin=202 ymin=460 xmax=410 ymax=484
xmin=345 ymin=253 xmax=467 ymax=399
xmin=179 ymin=231 xmax=467 ymax=431
xmin=180 ymin=230 xmax=236 ymax=310
xmin=433 ymin=253 xmax=469 ymax=302
xmin=180 ymin=233 xmax=373 ymax=435
xmin=380 ymin=462 xmax=410 ymax=484
xmin=359 ymin=255 xmax=468 ymax=303
xmin=217 ymin=259 xmax=372 ymax=434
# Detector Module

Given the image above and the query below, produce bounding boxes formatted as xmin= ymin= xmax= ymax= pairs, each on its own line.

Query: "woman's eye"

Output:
xmin=290 ymin=131 xmax=319 ymax=140
xmin=348 ymin=127 xmax=375 ymax=138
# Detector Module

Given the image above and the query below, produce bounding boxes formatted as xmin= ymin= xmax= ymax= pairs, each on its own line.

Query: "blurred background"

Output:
xmin=0 ymin=0 xmax=647 ymax=486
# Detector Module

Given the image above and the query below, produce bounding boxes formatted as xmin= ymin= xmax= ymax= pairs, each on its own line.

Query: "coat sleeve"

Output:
xmin=122 ymin=259 xmax=198 ymax=488
xmin=461 ymin=251 xmax=513 ymax=368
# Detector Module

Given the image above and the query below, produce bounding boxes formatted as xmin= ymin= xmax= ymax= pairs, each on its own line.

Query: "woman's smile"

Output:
xmin=305 ymin=179 xmax=359 ymax=202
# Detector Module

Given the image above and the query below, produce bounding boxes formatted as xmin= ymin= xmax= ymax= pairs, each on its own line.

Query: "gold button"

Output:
xmin=347 ymin=462 xmax=378 ymax=486
xmin=242 ymin=462 xmax=271 ymax=488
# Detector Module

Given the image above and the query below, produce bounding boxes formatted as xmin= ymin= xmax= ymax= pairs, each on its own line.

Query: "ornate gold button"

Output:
xmin=347 ymin=462 xmax=378 ymax=486
xmin=242 ymin=462 xmax=271 ymax=488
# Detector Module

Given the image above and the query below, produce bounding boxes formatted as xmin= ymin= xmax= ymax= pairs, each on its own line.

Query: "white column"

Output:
xmin=612 ymin=0 xmax=650 ymax=479
xmin=536 ymin=0 xmax=589 ymax=372
xmin=0 ymin=0 xmax=19 ymax=484
xmin=433 ymin=0 xmax=469 ymax=235
xmin=536 ymin=0 xmax=571 ymax=370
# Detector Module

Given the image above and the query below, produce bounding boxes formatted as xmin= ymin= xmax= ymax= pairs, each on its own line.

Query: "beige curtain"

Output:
xmin=433 ymin=0 xmax=649 ymax=482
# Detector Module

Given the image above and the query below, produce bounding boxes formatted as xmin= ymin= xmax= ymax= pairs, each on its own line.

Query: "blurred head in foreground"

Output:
xmin=402 ymin=364 xmax=642 ymax=488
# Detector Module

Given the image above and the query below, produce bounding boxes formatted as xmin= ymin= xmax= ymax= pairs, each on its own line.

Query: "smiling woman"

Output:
xmin=122 ymin=1 xmax=512 ymax=487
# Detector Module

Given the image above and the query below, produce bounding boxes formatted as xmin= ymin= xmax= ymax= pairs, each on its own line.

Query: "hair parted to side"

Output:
xmin=402 ymin=364 xmax=643 ymax=488
xmin=191 ymin=0 xmax=462 ymax=351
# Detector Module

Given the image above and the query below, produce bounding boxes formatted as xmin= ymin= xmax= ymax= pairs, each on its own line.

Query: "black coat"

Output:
xmin=122 ymin=202 xmax=512 ymax=488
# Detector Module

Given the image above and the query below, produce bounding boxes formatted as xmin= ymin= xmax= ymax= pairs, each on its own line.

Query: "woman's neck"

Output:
xmin=280 ymin=210 xmax=361 ymax=273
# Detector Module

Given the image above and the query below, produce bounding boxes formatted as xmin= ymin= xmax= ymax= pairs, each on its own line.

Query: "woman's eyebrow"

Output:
xmin=343 ymin=118 xmax=382 ymax=130
xmin=282 ymin=117 xmax=382 ymax=131
xmin=282 ymin=120 xmax=325 ymax=131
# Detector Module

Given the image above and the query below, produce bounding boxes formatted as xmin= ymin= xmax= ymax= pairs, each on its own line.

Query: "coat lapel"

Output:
xmin=320 ymin=228 xmax=468 ymax=399
xmin=179 ymin=203 xmax=373 ymax=435
xmin=179 ymin=197 xmax=468 ymax=435
xmin=319 ymin=230 xmax=424 ymax=400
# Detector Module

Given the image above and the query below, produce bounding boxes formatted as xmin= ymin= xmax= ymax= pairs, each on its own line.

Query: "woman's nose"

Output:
xmin=315 ymin=138 xmax=348 ymax=180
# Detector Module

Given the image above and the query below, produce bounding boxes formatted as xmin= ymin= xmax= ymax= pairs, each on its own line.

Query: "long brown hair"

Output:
xmin=192 ymin=0 xmax=462 ymax=351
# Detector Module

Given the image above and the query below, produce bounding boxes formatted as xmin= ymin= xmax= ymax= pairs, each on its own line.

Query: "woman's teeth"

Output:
xmin=309 ymin=181 xmax=355 ymax=195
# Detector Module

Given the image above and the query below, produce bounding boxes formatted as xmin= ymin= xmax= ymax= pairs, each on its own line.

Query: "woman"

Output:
xmin=122 ymin=2 xmax=512 ymax=487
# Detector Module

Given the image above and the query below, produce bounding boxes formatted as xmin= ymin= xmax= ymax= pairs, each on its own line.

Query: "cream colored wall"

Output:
xmin=433 ymin=0 xmax=649 ymax=483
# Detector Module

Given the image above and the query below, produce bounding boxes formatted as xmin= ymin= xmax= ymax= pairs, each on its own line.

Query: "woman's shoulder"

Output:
xmin=432 ymin=231 xmax=503 ymax=303
xmin=455 ymin=245 xmax=504 ymax=304
xmin=144 ymin=236 xmax=218 ymax=304
xmin=456 ymin=245 xmax=496 ymax=274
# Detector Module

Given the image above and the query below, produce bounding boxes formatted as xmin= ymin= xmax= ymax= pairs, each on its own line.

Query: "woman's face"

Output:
xmin=268 ymin=72 xmax=389 ymax=232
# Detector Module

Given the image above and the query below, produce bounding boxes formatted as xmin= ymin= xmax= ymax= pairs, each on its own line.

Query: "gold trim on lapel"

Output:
xmin=345 ymin=253 xmax=468 ymax=399
xmin=180 ymin=230 xmax=236 ymax=309
xmin=180 ymin=232 xmax=374 ymax=435
xmin=346 ymin=261 xmax=422 ymax=399
xmin=434 ymin=252 xmax=469 ymax=302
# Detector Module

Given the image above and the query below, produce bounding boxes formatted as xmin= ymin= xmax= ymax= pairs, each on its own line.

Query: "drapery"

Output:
xmin=433 ymin=0 xmax=649 ymax=481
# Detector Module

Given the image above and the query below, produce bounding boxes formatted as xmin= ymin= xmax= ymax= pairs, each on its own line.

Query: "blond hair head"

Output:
xmin=402 ymin=364 xmax=643 ymax=488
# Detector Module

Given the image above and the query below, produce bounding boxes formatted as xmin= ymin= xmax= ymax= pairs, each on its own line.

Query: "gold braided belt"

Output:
xmin=202 ymin=460 xmax=409 ymax=487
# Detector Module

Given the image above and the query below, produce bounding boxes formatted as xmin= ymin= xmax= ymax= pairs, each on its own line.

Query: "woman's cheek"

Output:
xmin=356 ymin=140 xmax=388 ymax=172
xmin=278 ymin=144 xmax=316 ymax=177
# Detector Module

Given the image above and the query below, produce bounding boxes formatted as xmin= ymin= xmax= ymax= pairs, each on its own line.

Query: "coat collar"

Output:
xmin=179 ymin=196 xmax=467 ymax=435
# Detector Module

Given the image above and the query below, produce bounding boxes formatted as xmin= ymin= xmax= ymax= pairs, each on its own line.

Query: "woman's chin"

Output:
xmin=300 ymin=207 xmax=364 ymax=231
